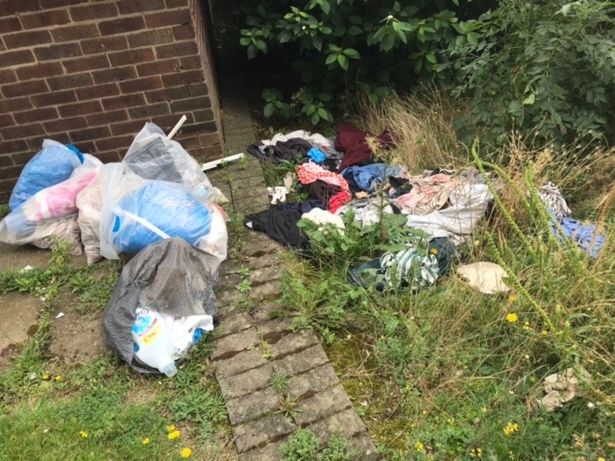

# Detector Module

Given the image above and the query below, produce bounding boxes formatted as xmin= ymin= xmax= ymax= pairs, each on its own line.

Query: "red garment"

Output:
xmin=296 ymin=162 xmax=351 ymax=213
xmin=335 ymin=122 xmax=395 ymax=171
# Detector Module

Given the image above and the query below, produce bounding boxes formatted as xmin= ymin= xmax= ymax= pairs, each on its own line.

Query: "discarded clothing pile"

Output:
xmin=244 ymin=123 xmax=498 ymax=293
xmin=0 ymin=122 xmax=229 ymax=376
xmin=537 ymin=182 xmax=605 ymax=257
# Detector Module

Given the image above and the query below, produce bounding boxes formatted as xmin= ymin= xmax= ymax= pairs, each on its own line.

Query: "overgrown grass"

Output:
xmin=279 ymin=98 xmax=615 ymax=459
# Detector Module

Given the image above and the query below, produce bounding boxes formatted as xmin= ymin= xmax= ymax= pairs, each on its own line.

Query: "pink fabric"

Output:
xmin=30 ymin=171 xmax=97 ymax=220
xmin=396 ymin=174 xmax=457 ymax=215
xmin=296 ymin=162 xmax=351 ymax=213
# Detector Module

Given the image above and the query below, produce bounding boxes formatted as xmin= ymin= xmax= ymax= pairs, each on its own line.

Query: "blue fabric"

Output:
xmin=341 ymin=163 xmax=402 ymax=193
xmin=307 ymin=147 xmax=326 ymax=164
xmin=112 ymin=181 xmax=212 ymax=255
xmin=9 ymin=142 xmax=83 ymax=210
xmin=553 ymin=217 xmax=606 ymax=258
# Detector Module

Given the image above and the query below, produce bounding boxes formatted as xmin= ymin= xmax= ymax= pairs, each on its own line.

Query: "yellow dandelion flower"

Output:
xmin=142 ymin=437 xmax=150 ymax=445
xmin=41 ymin=372 xmax=50 ymax=381
xmin=503 ymin=421 xmax=519 ymax=436
xmin=470 ymin=447 xmax=483 ymax=458
xmin=505 ymin=313 xmax=518 ymax=323
xmin=166 ymin=424 xmax=176 ymax=433
xmin=598 ymin=457 xmax=605 ymax=461
xmin=54 ymin=375 xmax=63 ymax=382
xmin=541 ymin=330 xmax=548 ymax=336
xmin=168 ymin=430 xmax=181 ymax=441
xmin=180 ymin=447 xmax=193 ymax=458
xmin=414 ymin=441 xmax=425 ymax=453
xmin=480 ymin=406 xmax=488 ymax=413
xmin=430 ymin=248 xmax=438 ymax=255
xmin=79 ymin=431 xmax=88 ymax=439
xmin=522 ymin=321 xmax=530 ymax=330
xmin=508 ymin=293 xmax=518 ymax=303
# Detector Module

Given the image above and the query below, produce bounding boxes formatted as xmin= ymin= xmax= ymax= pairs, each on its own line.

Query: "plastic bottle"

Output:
xmin=131 ymin=308 xmax=177 ymax=377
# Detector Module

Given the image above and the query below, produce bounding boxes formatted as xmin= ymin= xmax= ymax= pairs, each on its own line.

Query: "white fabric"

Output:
xmin=456 ymin=261 xmax=509 ymax=294
xmin=262 ymin=130 xmax=334 ymax=151
xmin=267 ymin=186 xmax=290 ymax=204
xmin=301 ymin=208 xmax=345 ymax=229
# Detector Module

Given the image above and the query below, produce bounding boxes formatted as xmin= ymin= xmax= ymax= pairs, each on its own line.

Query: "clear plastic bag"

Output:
xmin=9 ymin=139 xmax=84 ymax=210
xmin=76 ymin=174 xmax=103 ymax=265
xmin=123 ymin=123 xmax=227 ymax=204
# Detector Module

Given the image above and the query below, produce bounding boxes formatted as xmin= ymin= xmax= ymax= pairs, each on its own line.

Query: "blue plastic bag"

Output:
xmin=9 ymin=140 xmax=83 ymax=210
xmin=111 ymin=181 xmax=212 ymax=254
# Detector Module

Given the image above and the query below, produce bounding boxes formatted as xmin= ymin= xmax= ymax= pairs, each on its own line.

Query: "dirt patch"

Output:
xmin=48 ymin=290 xmax=106 ymax=365
xmin=0 ymin=242 xmax=86 ymax=272
xmin=0 ymin=292 xmax=42 ymax=372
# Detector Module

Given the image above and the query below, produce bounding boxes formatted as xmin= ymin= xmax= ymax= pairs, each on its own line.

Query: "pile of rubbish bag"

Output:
xmin=246 ymin=124 xmax=606 ymax=294
xmin=0 ymin=122 xmax=228 ymax=376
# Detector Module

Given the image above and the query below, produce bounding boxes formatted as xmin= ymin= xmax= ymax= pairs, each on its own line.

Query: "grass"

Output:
xmin=0 ymin=243 xmax=234 ymax=461
xmin=276 ymin=96 xmax=615 ymax=459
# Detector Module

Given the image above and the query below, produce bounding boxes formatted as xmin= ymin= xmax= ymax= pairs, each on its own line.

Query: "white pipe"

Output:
xmin=166 ymin=115 xmax=188 ymax=140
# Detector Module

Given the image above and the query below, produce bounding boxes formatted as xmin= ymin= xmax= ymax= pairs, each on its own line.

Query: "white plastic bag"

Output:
xmin=197 ymin=202 xmax=228 ymax=266
xmin=76 ymin=175 xmax=103 ymax=265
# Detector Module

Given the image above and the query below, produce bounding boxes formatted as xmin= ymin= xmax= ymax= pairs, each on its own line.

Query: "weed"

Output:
xmin=269 ymin=372 xmax=289 ymax=394
xmin=276 ymin=396 xmax=302 ymax=419
xmin=281 ymin=429 xmax=356 ymax=461
xmin=0 ymin=203 xmax=9 ymax=218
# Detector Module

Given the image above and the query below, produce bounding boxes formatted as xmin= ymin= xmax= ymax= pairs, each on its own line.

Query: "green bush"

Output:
xmin=451 ymin=0 xmax=615 ymax=147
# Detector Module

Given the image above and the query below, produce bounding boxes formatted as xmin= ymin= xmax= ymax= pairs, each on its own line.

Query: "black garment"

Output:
xmin=247 ymin=138 xmax=312 ymax=164
xmin=246 ymin=201 xmax=323 ymax=249
xmin=309 ymin=180 xmax=342 ymax=208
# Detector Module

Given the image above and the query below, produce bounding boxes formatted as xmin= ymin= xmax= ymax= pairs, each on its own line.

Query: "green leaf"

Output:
xmin=325 ymin=53 xmax=337 ymax=65
xmin=313 ymin=35 xmax=323 ymax=51
xmin=348 ymin=25 xmax=362 ymax=35
xmin=467 ymin=32 xmax=478 ymax=46
xmin=320 ymin=0 xmax=330 ymax=15
xmin=337 ymin=53 xmax=349 ymax=70
xmin=381 ymin=33 xmax=395 ymax=52
xmin=254 ymin=40 xmax=268 ymax=53
xmin=344 ymin=48 xmax=360 ymax=59
xmin=278 ymin=31 xmax=292 ymax=43
xmin=523 ymin=93 xmax=536 ymax=105
xmin=247 ymin=44 xmax=257 ymax=59
xmin=263 ymin=103 xmax=274 ymax=118
xmin=425 ymin=51 xmax=437 ymax=64
xmin=310 ymin=113 xmax=320 ymax=125
xmin=239 ymin=37 xmax=251 ymax=46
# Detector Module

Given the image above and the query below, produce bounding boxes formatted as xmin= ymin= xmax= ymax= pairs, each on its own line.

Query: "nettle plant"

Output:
xmin=240 ymin=0 xmax=468 ymax=124
xmin=450 ymin=0 xmax=615 ymax=147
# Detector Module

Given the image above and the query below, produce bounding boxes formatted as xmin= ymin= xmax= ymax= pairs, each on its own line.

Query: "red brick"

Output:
xmin=39 ymin=0 xmax=86 ymax=7
xmin=149 ymin=114 xmax=181 ymax=129
xmin=51 ymin=25 xmax=99 ymax=42
xmin=0 ymin=155 xmax=14 ymax=168
xmin=98 ymin=17 xmax=145 ymax=36
xmin=127 ymin=29 xmax=174 ymax=48
xmin=136 ymin=58 xmax=182 ymax=77
xmin=0 ymin=69 xmax=17 ymax=84
xmin=179 ymin=121 xmax=216 ymax=134
xmin=110 ymin=119 xmax=146 ymax=136
xmin=172 ymin=25 xmax=195 ymax=40
xmin=43 ymin=116 xmax=88 ymax=134
xmin=11 ymin=152 xmax=34 ymax=166
xmin=0 ymin=17 xmax=22 ymax=33
xmin=170 ymin=96 xmax=209 ymax=112
xmin=147 ymin=85 xmax=210 ymax=105
xmin=59 ymin=101 xmax=103 ymax=118
xmin=145 ymin=9 xmax=190 ymax=28
xmin=109 ymin=48 xmax=154 ymax=67
xmin=2 ymin=0 xmax=40 ymax=13
xmin=95 ymin=135 xmax=132 ymax=151
xmin=81 ymin=36 xmax=127 ymax=55
xmin=3 ymin=30 xmax=51 ymax=49
xmin=2 ymin=80 xmax=48 ymax=98
xmin=193 ymin=109 xmax=214 ymax=122
xmin=93 ymin=150 xmax=121 ymax=163
xmin=0 ymin=96 xmax=32 ymax=113
xmin=26 ymin=133 xmax=70 ymax=151
xmin=76 ymin=82 xmax=119 ymax=101
xmin=119 ymin=76 xmax=162 ymax=94
xmin=70 ymin=3 xmax=118 ymax=21
xmin=92 ymin=66 xmax=136 ymax=84
xmin=87 ymin=109 xmax=128 ymax=126
xmin=162 ymin=70 xmax=204 ymax=87
xmin=0 ymin=140 xmax=29 ymax=155
xmin=198 ymin=132 xmax=220 ymax=145
xmin=16 ymin=62 xmax=63 ymax=81
xmin=69 ymin=126 xmax=111 ymax=142
xmin=0 ymin=123 xmax=44 ymax=140
xmin=47 ymin=72 xmax=93 ymax=91
xmin=31 ymin=90 xmax=77 ymax=107
xmin=63 ymin=55 xmax=109 ymax=73
xmin=0 ymin=49 xmax=35 ymax=67
xmin=14 ymin=107 xmax=59 ymax=124
xmin=0 ymin=165 xmax=27 ymax=178
xmin=0 ymin=114 xmax=15 ymax=128
xmin=117 ymin=0 xmax=165 ymax=14
xmin=34 ymin=43 xmax=81 ymax=61
xmin=166 ymin=0 xmax=188 ymax=7
xmin=155 ymin=41 xmax=197 ymax=59
xmin=179 ymin=55 xmax=201 ymax=70
xmin=128 ymin=102 xmax=170 ymax=119
xmin=102 ymin=93 xmax=145 ymax=111
xmin=21 ymin=10 xmax=71 ymax=29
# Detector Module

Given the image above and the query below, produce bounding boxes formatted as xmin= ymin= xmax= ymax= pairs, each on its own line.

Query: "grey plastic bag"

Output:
xmin=102 ymin=237 xmax=219 ymax=373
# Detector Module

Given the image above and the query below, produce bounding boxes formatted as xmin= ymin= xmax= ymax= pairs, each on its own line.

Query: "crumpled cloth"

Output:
xmin=456 ymin=261 xmax=509 ymax=294
xmin=396 ymin=173 xmax=457 ymax=215
xmin=336 ymin=198 xmax=395 ymax=227
xmin=297 ymin=162 xmax=351 ymax=213
xmin=301 ymin=208 xmax=345 ymax=230
xmin=552 ymin=217 xmax=606 ymax=258
xmin=341 ymin=163 xmax=403 ymax=193
xmin=307 ymin=147 xmax=327 ymax=164
xmin=335 ymin=123 xmax=395 ymax=171
xmin=538 ymin=182 xmax=571 ymax=220
xmin=539 ymin=368 xmax=590 ymax=412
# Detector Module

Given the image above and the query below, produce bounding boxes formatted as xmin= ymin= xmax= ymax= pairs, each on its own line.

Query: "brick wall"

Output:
xmin=0 ymin=0 xmax=223 ymax=201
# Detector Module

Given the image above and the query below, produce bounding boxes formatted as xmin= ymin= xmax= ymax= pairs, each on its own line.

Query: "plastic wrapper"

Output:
xmin=102 ymin=237 xmax=219 ymax=374
xmin=9 ymin=140 xmax=84 ymax=210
